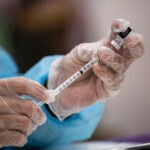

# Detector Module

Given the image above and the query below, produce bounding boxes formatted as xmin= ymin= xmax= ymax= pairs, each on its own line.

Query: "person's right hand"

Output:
xmin=0 ymin=77 xmax=49 ymax=147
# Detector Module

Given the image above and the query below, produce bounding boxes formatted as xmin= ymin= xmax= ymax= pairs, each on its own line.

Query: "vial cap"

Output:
xmin=119 ymin=27 xmax=132 ymax=38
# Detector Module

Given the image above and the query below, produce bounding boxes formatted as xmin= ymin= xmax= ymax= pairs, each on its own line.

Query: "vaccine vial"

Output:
xmin=111 ymin=27 xmax=132 ymax=50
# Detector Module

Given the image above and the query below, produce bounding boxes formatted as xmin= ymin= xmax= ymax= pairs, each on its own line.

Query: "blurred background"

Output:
xmin=0 ymin=0 xmax=150 ymax=142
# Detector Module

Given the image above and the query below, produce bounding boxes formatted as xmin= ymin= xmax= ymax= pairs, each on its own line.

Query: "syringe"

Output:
xmin=37 ymin=27 xmax=132 ymax=107
xmin=37 ymin=57 xmax=99 ymax=106
xmin=54 ymin=56 xmax=99 ymax=95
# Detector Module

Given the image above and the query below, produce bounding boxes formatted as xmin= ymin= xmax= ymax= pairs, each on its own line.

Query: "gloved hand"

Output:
xmin=47 ymin=19 xmax=144 ymax=120
xmin=0 ymin=77 xmax=49 ymax=147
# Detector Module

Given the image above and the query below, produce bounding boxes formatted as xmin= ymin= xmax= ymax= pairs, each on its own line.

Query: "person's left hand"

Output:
xmin=0 ymin=77 xmax=49 ymax=147
xmin=47 ymin=19 xmax=144 ymax=120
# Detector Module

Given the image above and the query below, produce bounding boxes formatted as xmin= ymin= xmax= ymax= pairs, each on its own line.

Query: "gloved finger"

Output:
xmin=93 ymin=62 xmax=125 ymax=97
xmin=105 ymin=19 xmax=144 ymax=62
xmin=123 ymin=32 xmax=144 ymax=62
xmin=0 ymin=130 xmax=27 ymax=147
xmin=105 ymin=19 xmax=131 ymax=52
xmin=70 ymin=41 xmax=102 ymax=63
xmin=0 ymin=114 xmax=36 ymax=136
xmin=0 ymin=96 xmax=46 ymax=126
xmin=0 ymin=77 xmax=49 ymax=103
xmin=97 ymin=46 xmax=127 ymax=73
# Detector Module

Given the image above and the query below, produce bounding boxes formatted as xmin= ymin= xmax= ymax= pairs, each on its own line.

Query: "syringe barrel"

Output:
xmin=55 ymin=57 xmax=99 ymax=95
xmin=55 ymin=71 xmax=82 ymax=95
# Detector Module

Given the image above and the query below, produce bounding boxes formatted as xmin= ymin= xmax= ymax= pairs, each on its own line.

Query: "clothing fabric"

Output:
xmin=0 ymin=47 xmax=18 ymax=78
